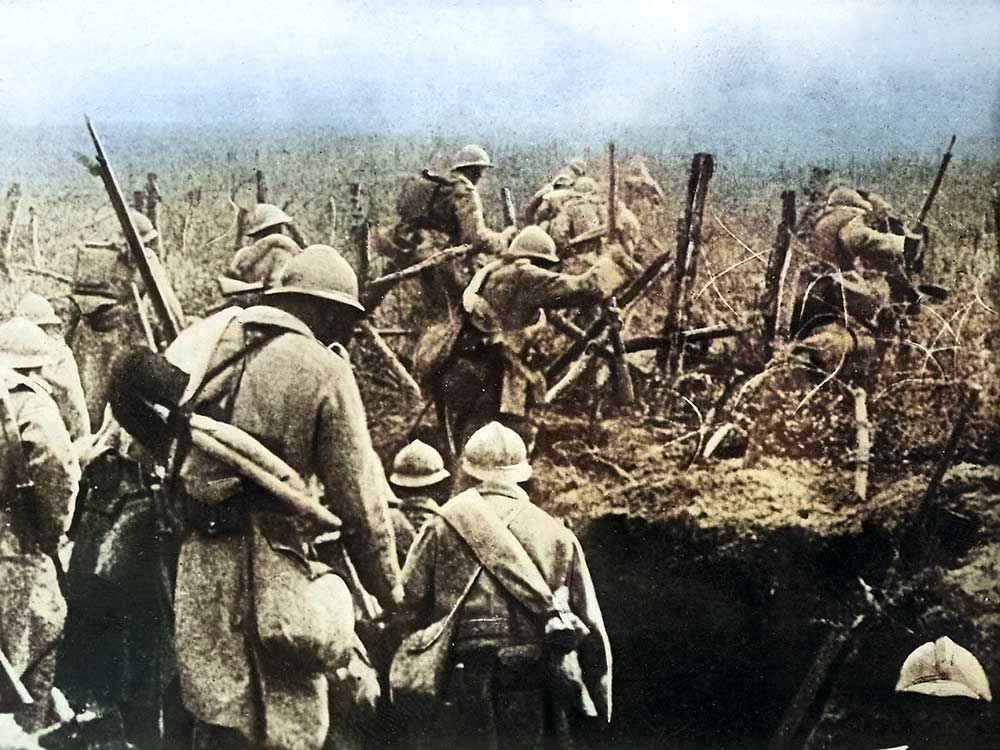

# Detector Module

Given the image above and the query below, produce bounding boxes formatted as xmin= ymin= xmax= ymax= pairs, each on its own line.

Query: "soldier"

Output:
xmin=395 ymin=421 xmax=612 ymax=750
xmin=791 ymin=186 xmax=926 ymax=376
xmin=536 ymin=176 xmax=643 ymax=271
xmin=386 ymin=439 xmax=450 ymax=564
xmin=14 ymin=293 xmax=89 ymax=444
xmin=375 ymin=144 xmax=516 ymax=316
xmin=870 ymin=636 xmax=997 ymax=749
xmin=0 ymin=319 xmax=81 ymax=733
xmin=218 ymin=229 xmax=302 ymax=305
xmin=524 ymin=159 xmax=588 ymax=224
xmin=152 ymin=244 xmax=402 ymax=750
xmin=426 ymin=226 xmax=622 ymax=454
xmin=61 ymin=210 xmax=183 ymax=428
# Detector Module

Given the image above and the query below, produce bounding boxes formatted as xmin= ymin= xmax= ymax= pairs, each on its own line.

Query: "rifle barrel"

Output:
xmin=85 ymin=117 xmax=181 ymax=340
xmin=917 ymin=134 xmax=956 ymax=224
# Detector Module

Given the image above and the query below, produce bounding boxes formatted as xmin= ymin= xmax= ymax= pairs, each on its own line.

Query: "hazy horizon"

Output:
xmin=1 ymin=0 xmax=998 ymax=160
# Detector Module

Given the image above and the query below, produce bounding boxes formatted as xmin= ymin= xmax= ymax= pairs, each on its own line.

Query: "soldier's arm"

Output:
xmin=568 ymin=535 xmax=613 ymax=723
xmin=840 ymin=216 xmax=907 ymax=274
xmin=44 ymin=349 xmax=90 ymax=442
xmin=452 ymin=183 xmax=514 ymax=255
xmin=18 ymin=392 xmax=81 ymax=552
xmin=315 ymin=369 xmax=403 ymax=608
xmin=397 ymin=522 xmax=438 ymax=629
xmin=514 ymin=261 xmax=612 ymax=311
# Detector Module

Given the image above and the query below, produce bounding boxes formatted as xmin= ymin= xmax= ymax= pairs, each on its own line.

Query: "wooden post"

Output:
xmin=255 ymin=169 xmax=268 ymax=204
xmin=760 ymin=190 xmax=797 ymax=357
xmin=660 ymin=153 xmax=714 ymax=376
xmin=991 ymin=183 xmax=1000 ymax=269
xmin=146 ymin=173 xmax=162 ymax=254
xmin=607 ymin=142 xmax=618 ymax=242
xmin=0 ymin=183 xmax=22 ymax=272
xmin=28 ymin=206 xmax=41 ymax=266
xmin=329 ymin=196 xmax=338 ymax=245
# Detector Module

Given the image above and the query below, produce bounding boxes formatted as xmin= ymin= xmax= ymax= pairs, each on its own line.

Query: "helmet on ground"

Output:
xmin=895 ymin=636 xmax=992 ymax=701
xmin=567 ymin=158 xmax=587 ymax=176
xmin=390 ymin=440 xmax=451 ymax=488
xmin=265 ymin=244 xmax=364 ymax=312
xmin=15 ymin=292 xmax=61 ymax=328
xmin=461 ymin=421 xmax=532 ymax=484
xmin=246 ymin=203 xmax=294 ymax=236
xmin=504 ymin=226 xmax=559 ymax=263
xmin=0 ymin=318 xmax=57 ymax=370
xmin=129 ymin=210 xmax=159 ymax=244
xmin=451 ymin=144 xmax=494 ymax=171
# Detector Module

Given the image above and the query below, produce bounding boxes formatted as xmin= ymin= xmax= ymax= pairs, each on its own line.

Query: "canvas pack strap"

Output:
xmin=439 ymin=489 xmax=560 ymax=619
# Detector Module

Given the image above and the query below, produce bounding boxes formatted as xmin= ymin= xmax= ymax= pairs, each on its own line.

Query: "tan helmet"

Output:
xmin=15 ymin=292 xmax=61 ymax=328
xmin=390 ymin=440 xmax=451 ymax=488
xmin=129 ymin=210 xmax=159 ymax=244
xmin=551 ymin=174 xmax=574 ymax=190
xmin=0 ymin=318 xmax=58 ymax=370
xmin=504 ymin=226 xmax=559 ymax=263
xmin=461 ymin=421 xmax=532 ymax=484
xmin=245 ymin=203 xmax=294 ymax=237
xmin=895 ymin=636 xmax=992 ymax=701
xmin=265 ymin=244 xmax=364 ymax=312
xmin=451 ymin=144 xmax=494 ymax=171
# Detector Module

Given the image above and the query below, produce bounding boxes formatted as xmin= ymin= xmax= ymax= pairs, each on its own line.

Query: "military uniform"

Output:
xmin=64 ymin=215 xmax=183 ymax=428
xmin=376 ymin=145 xmax=515 ymax=316
xmin=218 ymin=234 xmax=303 ymax=302
xmin=0 ymin=366 xmax=81 ymax=732
xmin=163 ymin=251 xmax=401 ymax=749
xmin=397 ymin=422 xmax=611 ymax=750
xmin=433 ymin=227 xmax=616 ymax=449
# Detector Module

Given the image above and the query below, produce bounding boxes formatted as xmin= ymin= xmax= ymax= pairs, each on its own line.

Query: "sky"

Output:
xmin=0 ymin=0 xmax=998 ymax=154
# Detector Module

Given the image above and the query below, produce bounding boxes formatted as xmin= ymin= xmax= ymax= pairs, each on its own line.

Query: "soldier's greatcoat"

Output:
xmin=0 ymin=368 xmax=80 ymax=731
xmin=165 ymin=307 xmax=401 ymax=750
xmin=399 ymin=481 xmax=611 ymax=750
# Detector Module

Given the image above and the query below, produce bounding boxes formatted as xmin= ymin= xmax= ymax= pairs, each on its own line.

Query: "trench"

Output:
xmin=574 ymin=510 xmax=947 ymax=750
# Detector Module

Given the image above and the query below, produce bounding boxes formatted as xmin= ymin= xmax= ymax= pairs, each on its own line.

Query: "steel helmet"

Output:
xmin=15 ymin=292 xmax=61 ymax=328
xmin=390 ymin=440 xmax=451 ymax=488
xmin=895 ymin=636 xmax=992 ymax=701
xmin=265 ymin=244 xmax=364 ymax=312
xmin=451 ymin=144 xmax=494 ymax=171
xmin=246 ymin=203 xmax=294 ymax=237
xmin=504 ymin=226 xmax=559 ymax=263
xmin=0 ymin=318 xmax=58 ymax=370
xmin=129 ymin=210 xmax=159 ymax=244
xmin=461 ymin=421 xmax=532 ymax=484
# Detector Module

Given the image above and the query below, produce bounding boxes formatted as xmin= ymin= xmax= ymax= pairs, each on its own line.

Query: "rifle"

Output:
xmin=0 ymin=644 xmax=33 ymax=712
xmin=768 ymin=382 xmax=980 ymax=750
xmin=917 ymin=134 xmax=956 ymax=225
xmin=501 ymin=187 xmax=518 ymax=229
xmin=85 ymin=117 xmax=182 ymax=342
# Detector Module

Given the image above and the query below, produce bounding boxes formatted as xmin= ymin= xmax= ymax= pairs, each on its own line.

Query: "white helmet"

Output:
xmin=895 ymin=636 xmax=992 ymax=701
xmin=390 ymin=440 xmax=450 ymax=488
xmin=461 ymin=421 xmax=531 ymax=484
xmin=15 ymin=292 xmax=61 ymax=328
xmin=0 ymin=318 xmax=58 ymax=370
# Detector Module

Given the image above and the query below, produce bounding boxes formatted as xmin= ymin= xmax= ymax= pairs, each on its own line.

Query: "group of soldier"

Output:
xmin=0 ymin=140 xmax=991 ymax=750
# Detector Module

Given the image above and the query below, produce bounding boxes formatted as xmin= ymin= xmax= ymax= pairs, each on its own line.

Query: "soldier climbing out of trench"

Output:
xmin=372 ymin=144 xmax=516 ymax=317
xmin=790 ymin=185 xmax=934 ymax=380
xmin=415 ymin=225 xmax=627 ymax=459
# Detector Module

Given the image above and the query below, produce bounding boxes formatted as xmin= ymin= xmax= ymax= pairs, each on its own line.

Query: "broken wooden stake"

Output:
xmin=146 ymin=173 xmax=162 ymax=254
xmin=0 ymin=184 xmax=22 ymax=273
xmin=760 ymin=190 xmax=796 ymax=357
xmin=660 ymin=152 xmax=715 ymax=376
xmin=852 ymin=386 xmax=871 ymax=502
xmin=255 ymin=169 xmax=268 ymax=203
xmin=28 ymin=206 xmax=41 ymax=266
